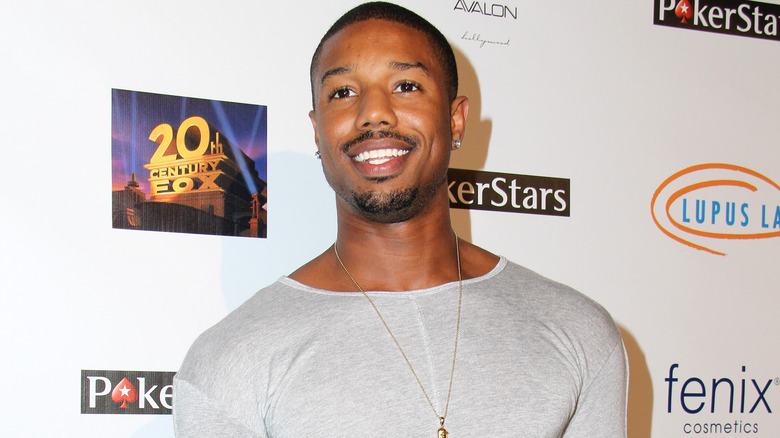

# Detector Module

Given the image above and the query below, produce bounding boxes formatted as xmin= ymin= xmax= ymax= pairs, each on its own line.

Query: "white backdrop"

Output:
xmin=2 ymin=0 xmax=778 ymax=436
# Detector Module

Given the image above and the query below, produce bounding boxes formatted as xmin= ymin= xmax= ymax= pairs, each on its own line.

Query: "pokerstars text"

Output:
xmin=447 ymin=168 xmax=570 ymax=217
xmin=657 ymin=0 xmax=780 ymax=37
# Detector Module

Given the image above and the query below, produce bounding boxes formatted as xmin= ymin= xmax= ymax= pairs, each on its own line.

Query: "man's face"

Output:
xmin=310 ymin=19 xmax=468 ymax=223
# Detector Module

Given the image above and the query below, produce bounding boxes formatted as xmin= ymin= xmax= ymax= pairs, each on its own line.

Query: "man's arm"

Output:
xmin=563 ymin=339 xmax=629 ymax=437
xmin=173 ymin=377 xmax=267 ymax=438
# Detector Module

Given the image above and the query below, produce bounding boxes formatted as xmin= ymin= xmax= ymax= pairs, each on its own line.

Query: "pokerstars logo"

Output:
xmin=665 ymin=364 xmax=779 ymax=434
xmin=675 ymin=0 xmax=695 ymax=22
xmin=651 ymin=163 xmax=780 ymax=255
xmin=81 ymin=370 xmax=175 ymax=414
xmin=654 ymin=0 xmax=780 ymax=42
xmin=447 ymin=168 xmax=570 ymax=216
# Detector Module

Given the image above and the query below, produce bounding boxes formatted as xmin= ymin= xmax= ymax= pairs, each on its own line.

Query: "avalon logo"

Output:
xmin=81 ymin=370 xmax=175 ymax=415
xmin=453 ymin=1 xmax=518 ymax=19
xmin=654 ymin=0 xmax=780 ymax=42
xmin=651 ymin=163 xmax=780 ymax=255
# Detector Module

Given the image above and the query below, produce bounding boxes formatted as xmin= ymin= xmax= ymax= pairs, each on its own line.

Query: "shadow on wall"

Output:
xmin=620 ymin=325 xmax=653 ymax=438
xmin=129 ymin=416 xmax=173 ymax=437
xmin=449 ymin=37 xmax=650 ymax=437
xmin=219 ymin=151 xmax=338 ymax=311
xmin=449 ymin=45 xmax=492 ymax=243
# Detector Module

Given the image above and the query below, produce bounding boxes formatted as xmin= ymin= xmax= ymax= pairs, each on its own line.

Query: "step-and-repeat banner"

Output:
xmin=2 ymin=1 xmax=778 ymax=436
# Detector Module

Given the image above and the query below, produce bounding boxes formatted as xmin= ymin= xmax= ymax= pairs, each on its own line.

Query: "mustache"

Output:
xmin=341 ymin=130 xmax=419 ymax=153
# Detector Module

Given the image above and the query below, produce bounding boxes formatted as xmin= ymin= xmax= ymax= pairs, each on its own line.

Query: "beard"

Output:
xmin=351 ymin=187 xmax=419 ymax=224
xmin=347 ymin=170 xmax=446 ymax=224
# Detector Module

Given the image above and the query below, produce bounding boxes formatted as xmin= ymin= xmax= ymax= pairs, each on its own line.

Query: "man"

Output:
xmin=173 ymin=2 xmax=627 ymax=437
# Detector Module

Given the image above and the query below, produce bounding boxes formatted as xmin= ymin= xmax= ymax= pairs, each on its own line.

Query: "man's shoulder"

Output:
xmin=488 ymin=259 xmax=621 ymax=340
xmin=175 ymin=279 xmax=305 ymax=382
xmin=203 ymin=279 xmax=296 ymax=333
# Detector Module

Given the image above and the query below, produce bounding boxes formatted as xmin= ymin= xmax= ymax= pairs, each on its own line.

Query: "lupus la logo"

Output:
xmin=654 ymin=0 xmax=780 ymax=42
xmin=651 ymin=163 xmax=780 ymax=255
xmin=81 ymin=370 xmax=175 ymax=414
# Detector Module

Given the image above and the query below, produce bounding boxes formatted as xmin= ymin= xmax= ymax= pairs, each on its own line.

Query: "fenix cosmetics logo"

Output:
xmin=665 ymin=364 xmax=779 ymax=434
xmin=447 ymin=168 xmax=569 ymax=216
xmin=81 ymin=370 xmax=175 ymax=414
xmin=654 ymin=0 xmax=780 ymax=42
xmin=651 ymin=163 xmax=780 ymax=255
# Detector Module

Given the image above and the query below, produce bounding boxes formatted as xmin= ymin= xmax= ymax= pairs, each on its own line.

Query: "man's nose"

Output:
xmin=355 ymin=86 xmax=398 ymax=130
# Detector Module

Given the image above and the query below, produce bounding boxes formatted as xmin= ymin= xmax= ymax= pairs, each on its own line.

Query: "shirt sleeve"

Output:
xmin=173 ymin=377 xmax=267 ymax=438
xmin=563 ymin=338 xmax=629 ymax=438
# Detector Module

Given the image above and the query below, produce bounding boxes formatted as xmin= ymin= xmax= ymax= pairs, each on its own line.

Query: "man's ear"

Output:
xmin=309 ymin=110 xmax=320 ymax=147
xmin=449 ymin=96 xmax=469 ymax=148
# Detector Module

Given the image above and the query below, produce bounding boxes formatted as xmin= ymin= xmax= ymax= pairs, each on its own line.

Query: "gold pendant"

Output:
xmin=437 ymin=417 xmax=448 ymax=437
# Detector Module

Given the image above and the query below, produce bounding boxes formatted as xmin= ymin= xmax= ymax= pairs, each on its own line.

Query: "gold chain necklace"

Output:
xmin=334 ymin=235 xmax=462 ymax=438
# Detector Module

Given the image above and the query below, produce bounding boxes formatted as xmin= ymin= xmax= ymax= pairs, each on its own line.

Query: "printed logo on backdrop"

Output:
xmin=81 ymin=370 xmax=175 ymax=415
xmin=111 ymin=89 xmax=268 ymax=238
xmin=665 ymin=364 xmax=779 ymax=434
xmin=651 ymin=163 xmax=780 ymax=255
xmin=654 ymin=0 xmax=780 ymax=42
xmin=454 ymin=1 xmax=516 ymax=48
xmin=454 ymin=1 xmax=517 ymax=19
xmin=447 ymin=168 xmax=570 ymax=216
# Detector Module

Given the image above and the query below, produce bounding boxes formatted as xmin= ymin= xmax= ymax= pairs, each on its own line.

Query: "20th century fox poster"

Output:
xmin=112 ymin=89 xmax=267 ymax=238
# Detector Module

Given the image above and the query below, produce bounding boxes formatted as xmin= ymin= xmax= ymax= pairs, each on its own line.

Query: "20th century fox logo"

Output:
xmin=81 ymin=370 xmax=175 ymax=415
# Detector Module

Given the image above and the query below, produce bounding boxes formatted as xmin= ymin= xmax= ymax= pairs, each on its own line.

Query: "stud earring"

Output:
xmin=315 ymin=150 xmax=321 ymax=159
xmin=453 ymin=139 xmax=461 ymax=149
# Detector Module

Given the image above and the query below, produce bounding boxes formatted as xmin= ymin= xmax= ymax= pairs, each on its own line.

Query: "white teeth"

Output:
xmin=353 ymin=148 xmax=409 ymax=164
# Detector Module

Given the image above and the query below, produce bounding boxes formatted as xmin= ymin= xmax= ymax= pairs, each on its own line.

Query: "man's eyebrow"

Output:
xmin=320 ymin=66 xmax=352 ymax=85
xmin=319 ymin=61 xmax=429 ymax=85
xmin=389 ymin=61 xmax=429 ymax=73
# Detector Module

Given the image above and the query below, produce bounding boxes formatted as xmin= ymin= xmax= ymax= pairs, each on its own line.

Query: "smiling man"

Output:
xmin=173 ymin=3 xmax=628 ymax=437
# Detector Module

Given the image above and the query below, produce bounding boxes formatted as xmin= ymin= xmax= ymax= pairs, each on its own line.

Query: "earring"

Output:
xmin=315 ymin=150 xmax=321 ymax=159
xmin=453 ymin=139 xmax=461 ymax=149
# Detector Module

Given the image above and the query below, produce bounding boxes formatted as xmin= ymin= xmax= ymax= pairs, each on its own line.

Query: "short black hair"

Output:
xmin=310 ymin=1 xmax=458 ymax=107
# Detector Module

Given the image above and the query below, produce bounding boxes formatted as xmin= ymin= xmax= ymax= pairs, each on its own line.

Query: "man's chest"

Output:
xmin=262 ymin=320 xmax=582 ymax=437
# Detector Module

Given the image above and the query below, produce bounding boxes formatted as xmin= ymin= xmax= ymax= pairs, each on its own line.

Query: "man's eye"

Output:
xmin=393 ymin=81 xmax=420 ymax=93
xmin=329 ymin=87 xmax=357 ymax=99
